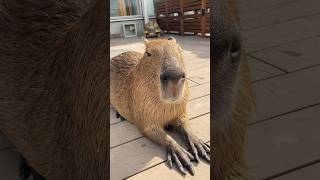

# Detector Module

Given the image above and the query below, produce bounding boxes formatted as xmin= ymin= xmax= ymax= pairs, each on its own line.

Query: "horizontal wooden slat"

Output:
xmin=128 ymin=159 xmax=210 ymax=180
xmin=187 ymin=66 xmax=210 ymax=76
xmin=244 ymin=14 xmax=320 ymax=52
xmin=188 ymin=72 xmax=210 ymax=84
xmin=252 ymin=66 xmax=320 ymax=122
xmin=272 ymin=163 xmax=320 ymax=180
xmin=110 ymin=113 xmax=210 ymax=180
xmin=246 ymin=105 xmax=320 ymax=179
xmin=189 ymin=82 xmax=210 ymax=100
xmin=248 ymin=56 xmax=284 ymax=82
xmin=186 ymin=60 xmax=210 ymax=71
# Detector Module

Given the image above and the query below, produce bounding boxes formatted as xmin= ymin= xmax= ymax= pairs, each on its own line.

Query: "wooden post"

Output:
xmin=180 ymin=0 xmax=184 ymax=36
xmin=165 ymin=0 xmax=169 ymax=34
xmin=201 ymin=0 xmax=206 ymax=37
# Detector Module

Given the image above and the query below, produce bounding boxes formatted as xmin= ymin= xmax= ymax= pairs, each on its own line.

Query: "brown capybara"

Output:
xmin=110 ymin=37 xmax=210 ymax=175
xmin=212 ymin=0 xmax=255 ymax=179
xmin=0 ymin=0 xmax=108 ymax=179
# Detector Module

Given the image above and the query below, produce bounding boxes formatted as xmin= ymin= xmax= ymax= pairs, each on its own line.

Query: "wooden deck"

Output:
xmin=1 ymin=0 xmax=320 ymax=179
xmin=241 ymin=0 xmax=320 ymax=179
xmin=110 ymin=35 xmax=211 ymax=180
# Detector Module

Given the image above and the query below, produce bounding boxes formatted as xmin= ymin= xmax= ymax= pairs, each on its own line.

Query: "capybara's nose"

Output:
xmin=160 ymin=71 xmax=185 ymax=82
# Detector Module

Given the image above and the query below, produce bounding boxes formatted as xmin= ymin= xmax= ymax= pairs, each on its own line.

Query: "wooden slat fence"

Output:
xmin=155 ymin=0 xmax=210 ymax=37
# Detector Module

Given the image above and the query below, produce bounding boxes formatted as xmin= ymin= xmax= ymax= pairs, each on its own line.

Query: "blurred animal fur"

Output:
xmin=212 ymin=0 xmax=255 ymax=179
xmin=0 ymin=0 xmax=108 ymax=179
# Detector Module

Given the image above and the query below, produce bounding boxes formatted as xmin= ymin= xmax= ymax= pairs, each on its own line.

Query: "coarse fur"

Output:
xmin=0 ymin=0 xmax=108 ymax=179
xmin=111 ymin=38 xmax=210 ymax=176
xmin=110 ymin=39 xmax=189 ymax=130
xmin=212 ymin=0 xmax=255 ymax=179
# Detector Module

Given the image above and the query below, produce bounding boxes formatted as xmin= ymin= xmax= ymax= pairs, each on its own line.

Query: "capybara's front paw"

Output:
xmin=186 ymin=134 xmax=210 ymax=162
xmin=166 ymin=144 xmax=195 ymax=176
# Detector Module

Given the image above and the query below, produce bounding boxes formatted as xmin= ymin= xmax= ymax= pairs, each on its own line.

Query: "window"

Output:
xmin=146 ymin=0 xmax=155 ymax=16
xmin=110 ymin=0 xmax=140 ymax=17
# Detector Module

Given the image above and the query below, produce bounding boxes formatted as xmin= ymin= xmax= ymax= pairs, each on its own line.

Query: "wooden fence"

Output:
xmin=155 ymin=0 xmax=210 ymax=37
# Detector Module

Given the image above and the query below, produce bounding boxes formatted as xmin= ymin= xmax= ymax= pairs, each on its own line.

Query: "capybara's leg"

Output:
xmin=174 ymin=119 xmax=210 ymax=163
xmin=142 ymin=127 xmax=195 ymax=175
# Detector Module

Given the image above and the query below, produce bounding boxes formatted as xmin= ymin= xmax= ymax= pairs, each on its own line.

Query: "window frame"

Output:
xmin=110 ymin=0 xmax=143 ymax=21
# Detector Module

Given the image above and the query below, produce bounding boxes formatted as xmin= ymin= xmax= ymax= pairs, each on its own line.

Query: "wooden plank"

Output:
xmin=110 ymin=114 xmax=210 ymax=180
xmin=186 ymin=61 xmax=210 ymax=71
xmin=187 ymin=79 xmax=199 ymax=87
xmin=187 ymin=66 xmax=210 ymax=76
xmin=110 ymin=121 xmax=140 ymax=148
xmin=184 ymin=58 xmax=209 ymax=67
xmin=246 ymin=105 xmax=320 ymax=179
xmin=272 ymin=163 xmax=320 ymax=180
xmin=110 ymin=95 xmax=210 ymax=148
xmin=189 ymin=82 xmax=210 ymax=100
xmin=128 ymin=158 xmax=210 ymax=180
xmin=187 ymin=95 xmax=210 ymax=119
xmin=248 ymin=56 xmax=284 ymax=81
xmin=240 ymin=0 xmax=320 ymax=30
xmin=244 ymin=14 xmax=320 ymax=53
xmin=251 ymin=37 xmax=320 ymax=72
xmin=252 ymin=66 xmax=320 ymax=122
xmin=188 ymin=71 xmax=209 ymax=84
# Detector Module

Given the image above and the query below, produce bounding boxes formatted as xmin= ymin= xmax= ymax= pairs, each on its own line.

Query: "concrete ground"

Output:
xmin=1 ymin=0 xmax=320 ymax=179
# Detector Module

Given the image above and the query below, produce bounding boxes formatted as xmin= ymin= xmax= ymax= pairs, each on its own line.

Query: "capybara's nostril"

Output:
xmin=181 ymin=73 xmax=185 ymax=81
xmin=161 ymin=71 xmax=185 ymax=82
xmin=160 ymin=74 xmax=169 ymax=82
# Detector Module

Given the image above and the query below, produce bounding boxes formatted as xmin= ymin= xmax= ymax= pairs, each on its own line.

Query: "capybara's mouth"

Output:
xmin=160 ymin=87 xmax=183 ymax=103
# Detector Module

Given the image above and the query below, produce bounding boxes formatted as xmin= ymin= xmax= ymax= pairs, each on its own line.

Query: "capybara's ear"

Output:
xmin=141 ymin=36 xmax=150 ymax=46
xmin=167 ymin=37 xmax=176 ymax=43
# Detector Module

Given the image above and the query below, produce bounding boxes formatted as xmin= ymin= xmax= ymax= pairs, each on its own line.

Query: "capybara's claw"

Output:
xmin=167 ymin=145 xmax=195 ymax=176
xmin=187 ymin=135 xmax=210 ymax=162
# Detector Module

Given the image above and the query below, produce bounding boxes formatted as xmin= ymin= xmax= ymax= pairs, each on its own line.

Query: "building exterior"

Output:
xmin=110 ymin=0 xmax=156 ymax=38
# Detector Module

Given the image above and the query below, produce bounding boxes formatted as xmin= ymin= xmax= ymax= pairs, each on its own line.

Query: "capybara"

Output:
xmin=110 ymin=37 xmax=210 ymax=175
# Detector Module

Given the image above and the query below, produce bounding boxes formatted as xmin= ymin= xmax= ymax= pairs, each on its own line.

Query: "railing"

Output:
xmin=155 ymin=0 xmax=210 ymax=37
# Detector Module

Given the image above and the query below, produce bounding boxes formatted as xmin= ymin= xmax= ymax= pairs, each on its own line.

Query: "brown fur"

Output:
xmin=0 ymin=0 xmax=108 ymax=179
xmin=212 ymin=0 xmax=255 ymax=179
xmin=110 ymin=39 xmax=189 ymax=131
xmin=110 ymin=38 xmax=210 ymax=176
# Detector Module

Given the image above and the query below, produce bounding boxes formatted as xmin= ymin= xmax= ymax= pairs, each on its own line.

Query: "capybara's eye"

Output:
xmin=230 ymin=39 xmax=241 ymax=58
xmin=145 ymin=52 xmax=151 ymax=57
